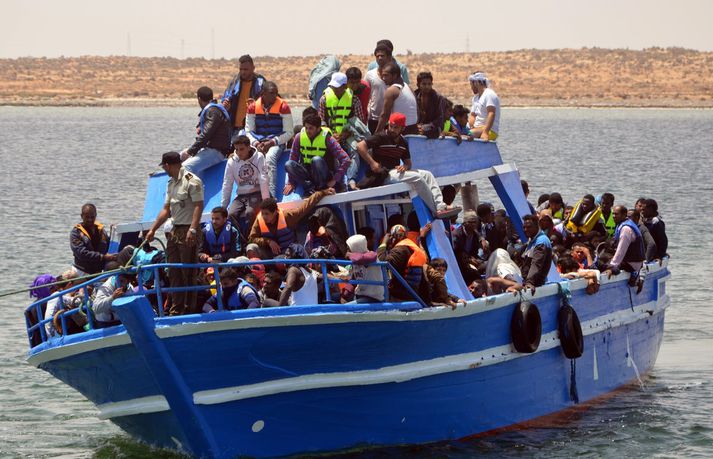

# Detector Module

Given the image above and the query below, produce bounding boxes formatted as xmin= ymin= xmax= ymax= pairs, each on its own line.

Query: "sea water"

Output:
xmin=0 ymin=106 xmax=711 ymax=457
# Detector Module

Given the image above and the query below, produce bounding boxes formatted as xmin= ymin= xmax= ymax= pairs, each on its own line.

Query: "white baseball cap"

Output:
xmin=328 ymin=72 xmax=347 ymax=88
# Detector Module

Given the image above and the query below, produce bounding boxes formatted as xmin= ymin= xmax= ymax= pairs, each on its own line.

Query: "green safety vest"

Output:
xmin=299 ymin=127 xmax=330 ymax=164
xmin=603 ymin=211 xmax=616 ymax=238
xmin=324 ymin=87 xmax=353 ymax=134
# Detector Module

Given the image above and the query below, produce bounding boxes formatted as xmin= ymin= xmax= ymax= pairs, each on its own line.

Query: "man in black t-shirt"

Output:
xmin=355 ymin=112 xmax=460 ymax=218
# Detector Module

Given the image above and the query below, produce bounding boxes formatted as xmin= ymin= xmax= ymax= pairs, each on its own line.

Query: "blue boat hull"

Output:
xmin=29 ymin=265 xmax=669 ymax=458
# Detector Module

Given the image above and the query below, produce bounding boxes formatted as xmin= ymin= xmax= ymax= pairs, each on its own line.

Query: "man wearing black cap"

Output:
xmin=145 ymin=152 xmax=205 ymax=315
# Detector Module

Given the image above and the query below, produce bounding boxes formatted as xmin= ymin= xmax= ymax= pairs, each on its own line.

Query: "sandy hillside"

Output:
xmin=0 ymin=48 xmax=711 ymax=107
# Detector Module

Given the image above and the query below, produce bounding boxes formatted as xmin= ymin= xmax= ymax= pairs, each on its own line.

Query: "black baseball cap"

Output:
xmin=159 ymin=151 xmax=181 ymax=166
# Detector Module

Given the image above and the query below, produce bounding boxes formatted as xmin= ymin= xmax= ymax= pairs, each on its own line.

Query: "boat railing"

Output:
xmin=24 ymin=258 xmax=427 ymax=348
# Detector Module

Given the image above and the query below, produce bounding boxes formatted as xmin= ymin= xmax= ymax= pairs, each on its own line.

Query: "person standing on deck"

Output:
xmin=145 ymin=152 xmax=204 ymax=316
xmin=222 ymin=54 xmax=266 ymax=131
xmin=244 ymin=81 xmax=294 ymax=198
xmin=70 ymin=203 xmax=116 ymax=276
xmin=318 ymin=72 xmax=365 ymax=187
xmin=181 ymin=86 xmax=232 ymax=174
xmin=600 ymin=193 xmax=616 ymax=238
xmin=604 ymin=205 xmax=645 ymax=276
xmin=468 ymin=71 xmax=500 ymax=141
xmin=366 ymin=39 xmax=410 ymax=85
xmin=365 ymin=44 xmax=392 ymax=134
xmin=642 ymin=198 xmax=668 ymax=259
xmin=346 ymin=67 xmax=370 ymax=123
xmin=375 ymin=62 xmax=418 ymax=135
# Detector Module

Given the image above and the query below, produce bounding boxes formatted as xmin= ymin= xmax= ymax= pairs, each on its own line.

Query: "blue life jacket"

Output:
xmin=132 ymin=246 xmax=165 ymax=285
xmin=450 ymin=116 xmax=469 ymax=135
xmin=203 ymin=222 xmax=233 ymax=258
xmin=525 ymin=230 xmax=552 ymax=257
xmin=613 ymin=219 xmax=644 ymax=263
xmin=226 ymin=279 xmax=260 ymax=310
xmin=253 ymin=97 xmax=286 ymax=141
xmin=226 ymin=76 xmax=265 ymax=99
xmin=199 ymin=102 xmax=231 ymax=142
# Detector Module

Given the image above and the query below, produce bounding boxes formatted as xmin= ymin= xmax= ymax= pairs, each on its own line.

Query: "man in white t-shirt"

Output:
xmin=365 ymin=43 xmax=393 ymax=133
xmin=468 ymin=71 xmax=500 ymax=141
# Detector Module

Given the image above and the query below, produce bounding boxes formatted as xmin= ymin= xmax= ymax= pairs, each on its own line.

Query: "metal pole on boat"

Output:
xmin=112 ymin=295 xmax=221 ymax=458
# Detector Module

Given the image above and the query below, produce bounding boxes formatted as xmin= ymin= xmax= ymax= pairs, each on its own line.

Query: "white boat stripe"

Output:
xmin=27 ymin=261 xmax=669 ymax=367
xmin=96 ymin=298 xmax=667 ymax=419
xmin=97 ymin=395 xmax=169 ymax=420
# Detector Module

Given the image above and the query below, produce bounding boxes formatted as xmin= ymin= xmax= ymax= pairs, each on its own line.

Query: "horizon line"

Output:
xmin=2 ymin=45 xmax=710 ymax=61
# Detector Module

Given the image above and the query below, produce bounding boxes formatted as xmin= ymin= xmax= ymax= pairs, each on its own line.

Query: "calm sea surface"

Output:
xmin=0 ymin=107 xmax=711 ymax=458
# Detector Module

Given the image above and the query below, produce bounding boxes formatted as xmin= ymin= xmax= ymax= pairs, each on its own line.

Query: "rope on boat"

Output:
xmin=558 ymin=283 xmax=580 ymax=404
xmin=570 ymin=359 xmax=580 ymax=404
xmin=0 ymin=236 xmax=160 ymax=299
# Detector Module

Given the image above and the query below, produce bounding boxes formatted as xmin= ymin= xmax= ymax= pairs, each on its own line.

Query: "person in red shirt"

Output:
xmin=346 ymin=67 xmax=370 ymax=123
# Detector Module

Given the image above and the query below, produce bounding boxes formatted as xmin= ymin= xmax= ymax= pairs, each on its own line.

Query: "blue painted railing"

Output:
xmin=24 ymin=259 xmax=427 ymax=348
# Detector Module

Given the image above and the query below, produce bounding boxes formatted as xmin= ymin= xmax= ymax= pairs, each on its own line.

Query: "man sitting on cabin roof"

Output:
xmin=181 ymin=86 xmax=232 ymax=174
xmin=221 ymin=134 xmax=269 ymax=232
xmin=467 ymin=71 xmax=500 ymax=141
xmin=199 ymin=207 xmax=241 ymax=264
xmin=244 ymin=81 xmax=294 ymax=198
xmin=414 ymin=71 xmax=444 ymax=138
xmin=355 ymin=112 xmax=461 ymax=219
xmin=70 ymin=203 xmax=116 ymax=276
xmin=221 ymin=54 xmax=266 ymax=131
xmin=284 ymin=113 xmax=350 ymax=196
xmin=520 ymin=214 xmax=553 ymax=293
xmin=248 ymin=190 xmax=335 ymax=258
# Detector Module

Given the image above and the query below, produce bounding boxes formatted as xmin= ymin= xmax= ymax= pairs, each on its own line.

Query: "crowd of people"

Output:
xmin=27 ymin=39 xmax=669 ymax=338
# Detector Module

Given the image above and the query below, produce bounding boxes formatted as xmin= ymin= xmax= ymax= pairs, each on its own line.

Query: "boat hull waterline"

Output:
xmin=28 ymin=265 xmax=669 ymax=458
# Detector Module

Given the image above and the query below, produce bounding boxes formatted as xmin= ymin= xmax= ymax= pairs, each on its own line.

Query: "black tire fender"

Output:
xmin=558 ymin=304 xmax=584 ymax=358
xmin=510 ymin=301 xmax=542 ymax=353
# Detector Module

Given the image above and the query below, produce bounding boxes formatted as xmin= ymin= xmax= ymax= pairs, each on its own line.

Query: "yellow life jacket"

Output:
xmin=565 ymin=200 xmax=603 ymax=234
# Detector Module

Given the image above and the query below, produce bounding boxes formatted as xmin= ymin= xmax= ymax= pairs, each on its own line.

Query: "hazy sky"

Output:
xmin=2 ymin=0 xmax=712 ymax=58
